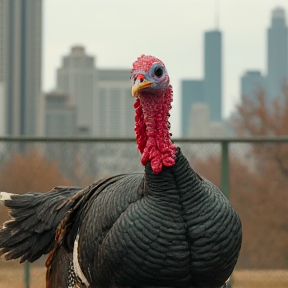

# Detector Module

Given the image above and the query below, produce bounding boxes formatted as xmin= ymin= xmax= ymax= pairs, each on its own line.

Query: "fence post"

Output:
xmin=221 ymin=141 xmax=230 ymax=199
xmin=24 ymin=261 xmax=30 ymax=288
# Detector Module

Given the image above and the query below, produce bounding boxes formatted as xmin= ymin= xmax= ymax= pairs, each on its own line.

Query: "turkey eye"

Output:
xmin=154 ymin=67 xmax=163 ymax=78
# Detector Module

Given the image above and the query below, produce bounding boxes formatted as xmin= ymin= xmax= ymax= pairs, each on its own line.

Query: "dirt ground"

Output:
xmin=0 ymin=261 xmax=287 ymax=288
xmin=232 ymin=270 xmax=288 ymax=288
xmin=0 ymin=266 xmax=45 ymax=288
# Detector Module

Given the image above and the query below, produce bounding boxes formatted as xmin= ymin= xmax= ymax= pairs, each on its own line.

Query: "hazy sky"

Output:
xmin=43 ymin=0 xmax=288 ymax=136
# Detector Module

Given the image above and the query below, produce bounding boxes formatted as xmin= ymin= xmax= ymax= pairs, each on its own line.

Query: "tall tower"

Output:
xmin=0 ymin=0 xmax=42 ymax=136
xmin=180 ymin=29 xmax=222 ymax=137
xmin=57 ymin=46 xmax=97 ymax=136
xmin=95 ymin=69 xmax=134 ymax=138
xmin=181 ymin=80 xmax=204 ymax=137
xmin=267 ymin=7 xmax=288 ymax=100
xmin=241 ymin=71 xmax=266 ymax=101
xmin=45 ymin=91 xmax=76 ymax=137
xmin=204 ymin=30 xmax=222 ymax=122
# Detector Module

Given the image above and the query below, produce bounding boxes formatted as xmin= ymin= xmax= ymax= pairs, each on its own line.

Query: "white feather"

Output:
xmin=0 ymin=192 xmax=13 ymax=204
xmin=73 ymin=233 xmax=90 ymax=287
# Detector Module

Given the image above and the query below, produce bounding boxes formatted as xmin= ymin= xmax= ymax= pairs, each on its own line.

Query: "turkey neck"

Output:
xmin=134 ymin=85 xmax=177 ymax=174
xmin=144 ymin=147 xmax=202 ymax=202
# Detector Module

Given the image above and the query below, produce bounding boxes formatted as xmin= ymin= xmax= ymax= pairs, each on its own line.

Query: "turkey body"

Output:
xmin=0 ymin=54 xmax=242 ymax=288
xmin=46 ymin=148 xmax=240 ymax=288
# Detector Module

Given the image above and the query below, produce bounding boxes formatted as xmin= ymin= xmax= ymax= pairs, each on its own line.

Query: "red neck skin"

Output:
xmin=134 ymin=85 xmax=177 ymax=174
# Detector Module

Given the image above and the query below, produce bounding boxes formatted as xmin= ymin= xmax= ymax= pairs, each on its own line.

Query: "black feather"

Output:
xmin=0 ymin=187 xmax=82 ymax=262
xmin=0 ymin=149 xmax=241 ymax=288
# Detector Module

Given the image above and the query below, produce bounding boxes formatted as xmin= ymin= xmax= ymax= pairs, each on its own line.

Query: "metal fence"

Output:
xmin=0 ymin=136 xmax=288 ymax=288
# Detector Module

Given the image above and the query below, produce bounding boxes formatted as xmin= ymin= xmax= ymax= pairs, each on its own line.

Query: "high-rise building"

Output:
xmin=44 ymin=91 xmax=77 ymax=179
xmin=45 ymin=91 xmax=76 ymax=137
xmin=204 ymin=30 xmax=222 ymax=122
xmin=56 ymin=46 xmax=133 ymax=138
xmin=189 ymin=103 xmax=210 ymax=138
xmin=95 ymin=69 xmax=133 ymax=138
xmin=0 ymin=0 xmax=42 ymax=136
xmin=189 ymin=103 xmax=226 ymax=138
xmin=57 ymin=46 xmax=97 ymax=136
xmin=181 ymin=80 xmax=204 ymax=137
xmin=180 ymin=29 xmax=222 ymax=137
xmin=241 ymin=71 xmax=266 ymax=101
xmin=267 ymin=7 xmax=288 ymax=100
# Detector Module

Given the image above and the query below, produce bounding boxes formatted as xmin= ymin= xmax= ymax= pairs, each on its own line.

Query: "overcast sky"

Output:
xmin=43 ymin=0 xmax=288 ymax=136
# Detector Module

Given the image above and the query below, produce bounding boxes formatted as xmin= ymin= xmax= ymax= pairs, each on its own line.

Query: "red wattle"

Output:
xmin=134 ymin=86 xmax=177 ymax=174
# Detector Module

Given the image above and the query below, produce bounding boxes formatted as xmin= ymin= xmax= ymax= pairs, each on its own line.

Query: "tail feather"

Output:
xmin=45 ymin=245 xmax=71 ymax=288
xmin=0 ymin=187 xmax=82 ymax=263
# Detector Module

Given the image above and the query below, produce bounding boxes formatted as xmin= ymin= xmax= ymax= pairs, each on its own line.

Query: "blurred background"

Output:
xmin=0 ymin=0 xmax=288 ymax=287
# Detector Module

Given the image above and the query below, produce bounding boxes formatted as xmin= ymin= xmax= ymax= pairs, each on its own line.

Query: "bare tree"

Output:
xmin=0 ymin=150 xmax=72 ymax=222
xmin=192 ymin=87 xmax=288 ymax=268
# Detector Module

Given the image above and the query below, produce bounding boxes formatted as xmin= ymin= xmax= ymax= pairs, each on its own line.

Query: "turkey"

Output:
xmin=0 ymin=54 xmax=242 ymax=288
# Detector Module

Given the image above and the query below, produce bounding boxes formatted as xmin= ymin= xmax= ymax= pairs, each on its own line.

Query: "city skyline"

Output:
xmin=57 ymin=46 xmax=97 ymax=136
xmin=44 ymin=0 xmax=288 ymax=137
xmin=241 ymin=7 xmax=288 ymax=102
xmin=53 ymin=45 xmax=134 ymax=138
xmin=181 ymin=30 xmax=222 ymax=138
xmin=0 ymin=2 xmax=287 ymax=137
xmin=267 ymin=6 xmax=288 ymax=99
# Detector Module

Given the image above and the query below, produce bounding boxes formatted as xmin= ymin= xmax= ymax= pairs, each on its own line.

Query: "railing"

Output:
xmin=2 ymin=135 xmax=288 ymax=194
xmin=0 ymin=136 xmax=287 ymax=288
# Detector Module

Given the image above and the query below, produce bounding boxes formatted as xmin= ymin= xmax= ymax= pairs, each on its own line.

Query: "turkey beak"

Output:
xmin=132 ymin=74 xmax=153 ymax=97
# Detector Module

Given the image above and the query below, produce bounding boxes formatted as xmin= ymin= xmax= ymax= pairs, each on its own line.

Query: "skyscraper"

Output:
xmin=57 ymin=46 xmax=97 ymax=137
xmin=267 ymin=7 xmax=288 ymax=100
xmin=189 ymin=103 xmax=210 ymax=138
xmin=189 ymin=103 xmax=226 ymax=138
xmin=0 ymin=0 xmax=42 ymax=136
xmin=180 ymin=29 xmax=222 ymax=137
xmin=204 ymin=30 xmax=222 ymax=122
xmin=57 ymin=46 xmax=133 ymax=138
xmin=181 ymin=80 xmax=204 ymax=137
xmin=95 ymin=69 xmax=133 ymax=138
xmin=241 ymin=71 xmax=266 ymax=101
xmin=45 ymin=91 xmax=76 ymax=137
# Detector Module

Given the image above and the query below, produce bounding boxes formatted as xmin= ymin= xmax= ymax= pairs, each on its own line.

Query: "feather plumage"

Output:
xmin=0 ymin=55 xmax=242 ymax=288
